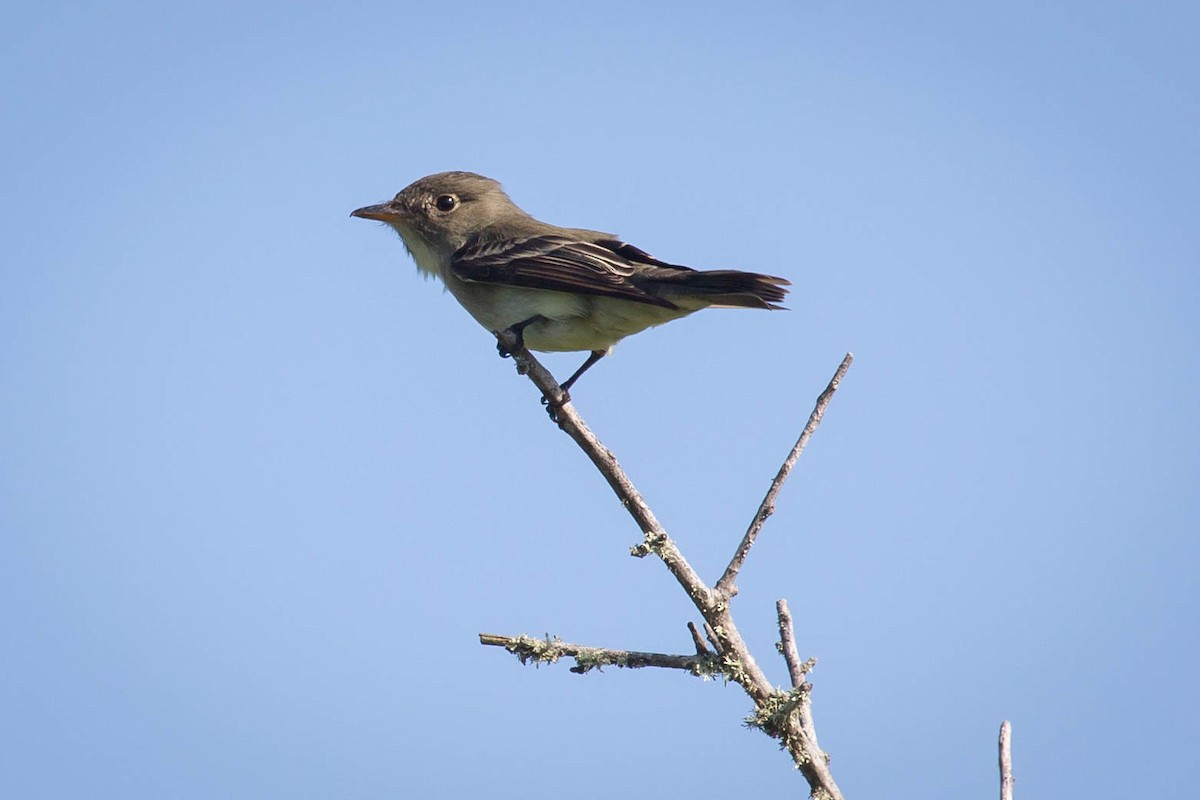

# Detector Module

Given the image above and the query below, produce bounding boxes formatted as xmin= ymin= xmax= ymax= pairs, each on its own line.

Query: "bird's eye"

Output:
xmin=434 ymin=194 xmax=458 ymax=212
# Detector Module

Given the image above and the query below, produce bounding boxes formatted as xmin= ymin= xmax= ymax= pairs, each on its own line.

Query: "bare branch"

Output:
xmin=482 ymin=336 xmax=850 ymax=800
xmin=1000 ymin=721 xmax=1014 ymax=800
xmin=687 ymin=621 xmax=710 ymax=656
xmin=776 ymin=599 xmax=808 ymax=688
xmin=702 ymin=622 xmax=722 ymax=654
xmin=716 ymin=353 xmax=854 ymax=599
xmin=494 ymin=330 xmax=713 ymax=609
xmin=479 ymin=633 xmax=721 ymax=677
xmin=776 ymin=599 xmax=822 ymax=752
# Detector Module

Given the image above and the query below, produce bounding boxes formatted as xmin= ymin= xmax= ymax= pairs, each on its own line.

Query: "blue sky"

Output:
xmin=3 ymin=2 xmax=1197 ymax=797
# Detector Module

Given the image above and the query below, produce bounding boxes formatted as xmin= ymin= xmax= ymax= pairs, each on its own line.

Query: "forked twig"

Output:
xmin=484 ymin=333 xmax=852 ymax=799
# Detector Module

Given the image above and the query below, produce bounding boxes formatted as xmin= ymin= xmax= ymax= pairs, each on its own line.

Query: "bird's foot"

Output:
xmin=496 ymin=336 xmax=518 ymax=360
xmin=541 ymin=389 xmax=571 ymax=422
xmin=496 ymin=315 xmax=547 ymax=359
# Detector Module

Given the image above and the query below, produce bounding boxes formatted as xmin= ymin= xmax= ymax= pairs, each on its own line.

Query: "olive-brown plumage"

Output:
xmin=352 ymin=171 xmax=789 ymax=392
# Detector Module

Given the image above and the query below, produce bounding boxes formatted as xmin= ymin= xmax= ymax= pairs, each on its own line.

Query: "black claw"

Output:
xmin=496 ymin=333 xmax=520 ymax=359
xmin=498 ymin=315 xmax=546 ymax=360
xmin=541 ymin=390 xmax=570 ymax=422
xmin=495 ymin=328 xmax=523 ymax=360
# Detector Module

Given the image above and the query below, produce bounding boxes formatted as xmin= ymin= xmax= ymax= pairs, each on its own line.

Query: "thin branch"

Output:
xmin=494 ymin=329 xmax=713 ymax=610
xmin=716 ymin=352 xmax=853 ymax=599
xmin=703 ymin=622 xmax=722 ymax=654
xmin=776 ymin=599 xmax=822 ymax=752
xmin=999 ymin=720 xmax=1014 ymax=800
xmin=687 ymin=622 xmax=710 ymax=656
xmin=776 ymin=599 xmax=807 ymax=688
xmin=479 ymin=633 xmax=721 ymax=677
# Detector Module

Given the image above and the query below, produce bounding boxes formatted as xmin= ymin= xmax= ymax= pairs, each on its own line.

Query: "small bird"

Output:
xmin=352 ymin=172 xmax=789 ymax=396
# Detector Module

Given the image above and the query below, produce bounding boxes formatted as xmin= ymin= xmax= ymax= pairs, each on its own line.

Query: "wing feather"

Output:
xmin=450 ymin=235 xmax=681 ymax=310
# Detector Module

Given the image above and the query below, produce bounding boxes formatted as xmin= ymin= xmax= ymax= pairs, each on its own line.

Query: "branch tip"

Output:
xmin=716 ymin=353 xmax=853 ymax=596
xmin=1000 ymin=720 xmax=1014 ymax=800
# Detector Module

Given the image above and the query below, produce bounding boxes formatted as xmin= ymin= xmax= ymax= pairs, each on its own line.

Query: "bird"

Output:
xmin=351 ymin=171 xmax=789 ymax=398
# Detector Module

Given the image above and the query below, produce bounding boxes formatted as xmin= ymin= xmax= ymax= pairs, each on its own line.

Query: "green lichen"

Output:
xmin=504 ymin=634 xmax=568 ymax=667
xmin=744 ymin=684 xmax=813 ymax=755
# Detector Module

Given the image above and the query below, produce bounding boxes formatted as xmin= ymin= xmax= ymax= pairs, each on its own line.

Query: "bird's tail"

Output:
xmin=660 ymin=269 xmax=791 ymax=310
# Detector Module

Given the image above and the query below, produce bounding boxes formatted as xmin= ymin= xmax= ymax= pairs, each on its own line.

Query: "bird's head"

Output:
xmin=352 ymin=172 xmax=523 ymax=269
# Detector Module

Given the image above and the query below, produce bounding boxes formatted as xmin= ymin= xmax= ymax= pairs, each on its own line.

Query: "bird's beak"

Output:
xmin=351 ymin=201 xmax=406 ymax=222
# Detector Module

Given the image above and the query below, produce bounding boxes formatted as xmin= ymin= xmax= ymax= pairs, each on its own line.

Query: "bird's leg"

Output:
xmin=496 ymin=315 xmax=547 ymax=359
xmin=541 ymin=349 xmax=608 ymax=420
xmin=560 ymin=350 xmax=607 ymax=395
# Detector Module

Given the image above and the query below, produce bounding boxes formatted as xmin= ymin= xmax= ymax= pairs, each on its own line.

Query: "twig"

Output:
xmin=687 ymin=622 xmax=710 ymax=656
xmin=777 ymin=599 xmax=822 ymax=752
xmin=776 ymin=599 xmax=807 ymax=688
xmin=494 ymin=330 xmax=713 ymax=610
xmin=999 ymin=720 xmax=1014 ymax=800
xmin=703 ymin=622 xmax=722 ymax=654
xmin=716 ymin=353 xmax=853 ymax=599
xmin=479 ymin=633 xmax=721 ymax=677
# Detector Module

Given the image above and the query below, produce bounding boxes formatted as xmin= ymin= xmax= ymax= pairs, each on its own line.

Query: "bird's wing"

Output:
xmin=450 ymin=235 xmax=682 ymax=310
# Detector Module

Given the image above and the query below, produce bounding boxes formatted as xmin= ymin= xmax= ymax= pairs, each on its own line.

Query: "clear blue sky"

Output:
xmin=3 ymin=2 xmax=1197 ymax=797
